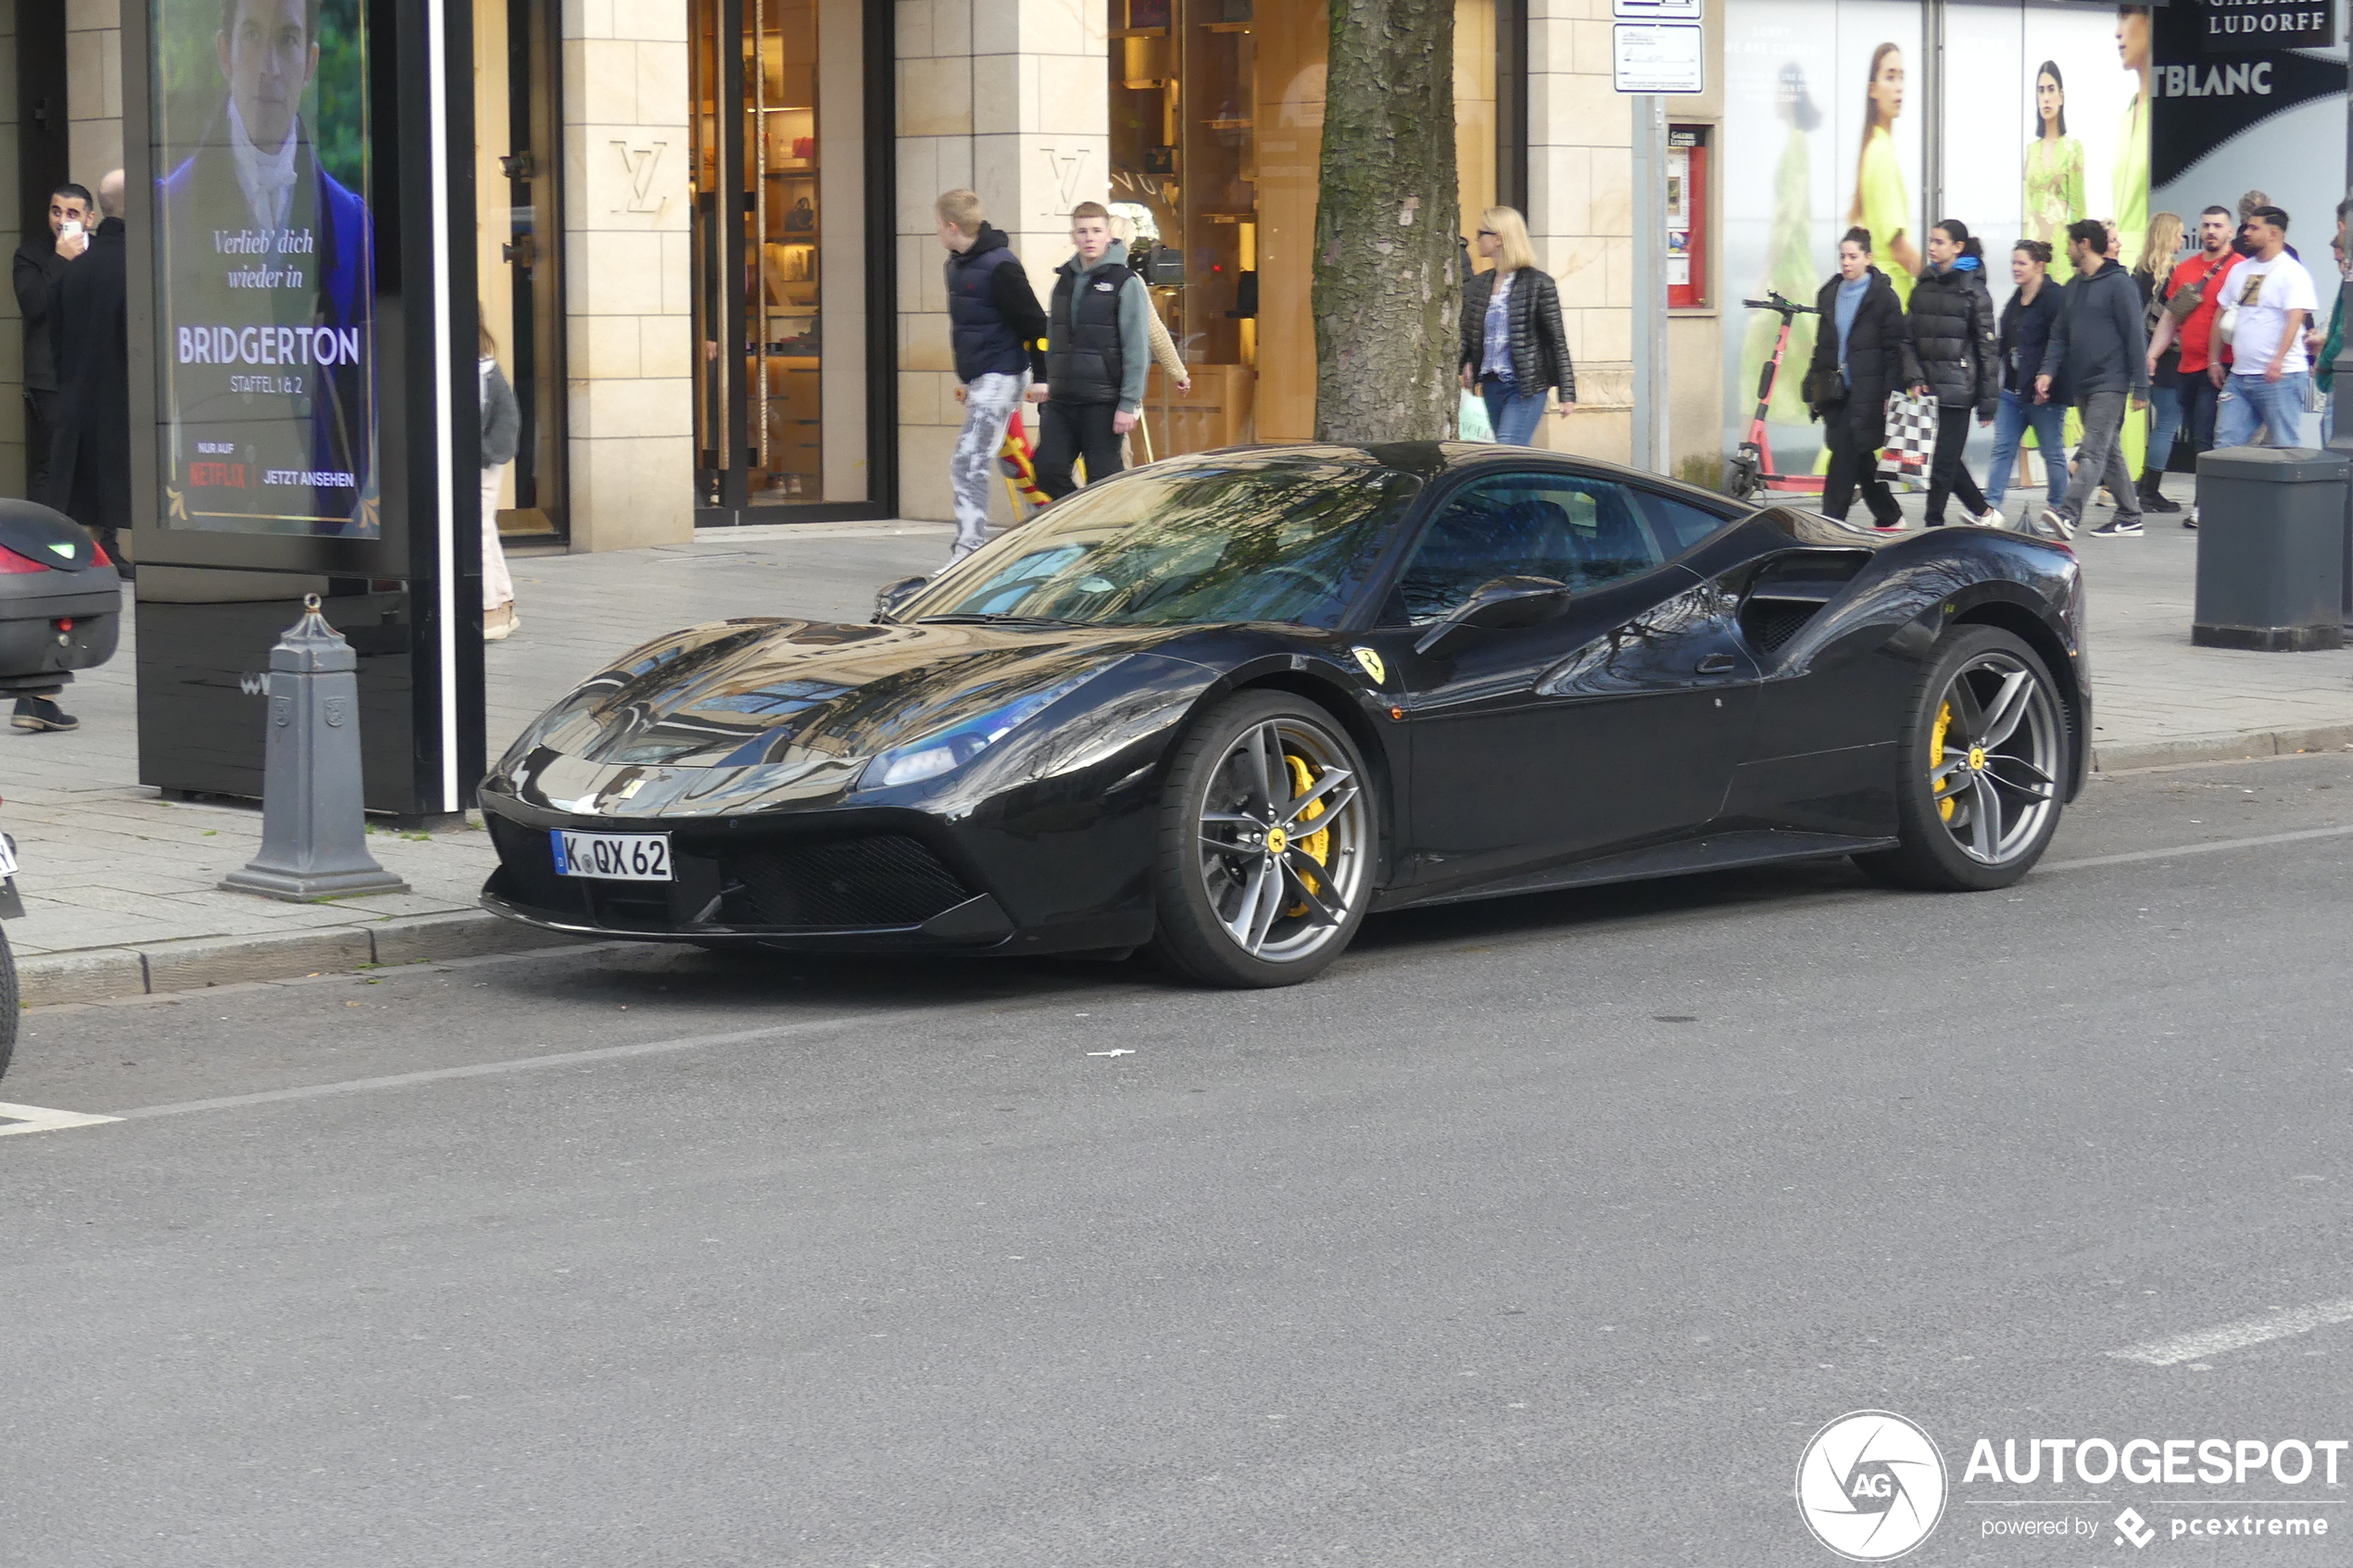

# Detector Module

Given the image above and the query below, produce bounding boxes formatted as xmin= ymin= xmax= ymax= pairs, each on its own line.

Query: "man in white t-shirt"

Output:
xmin=2214 ymin=205 xmax=2320 ymax=447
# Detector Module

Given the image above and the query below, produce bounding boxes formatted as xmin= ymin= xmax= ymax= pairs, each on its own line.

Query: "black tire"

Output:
xmin=0 ymin=926 xmax=19 ymax=1080
xmin=1147 ymin=691 xmax=1377 ymax=988
xmin=1855 ymin=625 xmax=2068 ymax=892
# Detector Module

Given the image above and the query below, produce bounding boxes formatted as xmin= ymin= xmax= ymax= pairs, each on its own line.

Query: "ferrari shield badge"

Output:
xmin=1350 ymin=646 xmax=1387 ymax=684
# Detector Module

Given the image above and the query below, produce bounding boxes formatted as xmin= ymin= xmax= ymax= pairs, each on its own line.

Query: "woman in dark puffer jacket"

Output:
xmin=1806 ymin=227 xmax=1922 ymax=529
xmin=1906 ymin=218 xmax=2003 ymax=526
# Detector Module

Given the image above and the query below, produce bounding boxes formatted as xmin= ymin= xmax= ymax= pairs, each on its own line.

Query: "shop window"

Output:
xmin=1108 ymin=0 xmax=1500 ymax=454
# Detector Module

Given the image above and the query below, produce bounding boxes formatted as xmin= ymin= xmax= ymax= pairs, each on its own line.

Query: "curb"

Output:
xmin=19 ymin=910 xmax=586 ymax=1007
xmin=2092 ymin=721 xmax=2353 ymax=774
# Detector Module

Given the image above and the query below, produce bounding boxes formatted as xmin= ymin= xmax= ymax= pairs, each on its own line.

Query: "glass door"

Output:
xmin=691 ymin=0 xmax=883 ymax=522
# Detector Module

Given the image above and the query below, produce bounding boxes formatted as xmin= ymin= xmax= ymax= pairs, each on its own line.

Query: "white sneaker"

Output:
xmin=2036 ymin=508 xmax=2076 ymax=541
xmin=1970 ymin=508 xmax=2005 ymax=527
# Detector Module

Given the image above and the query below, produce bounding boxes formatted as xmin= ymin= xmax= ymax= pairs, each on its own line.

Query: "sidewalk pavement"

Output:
xmin=9 ymin=487 xmax=2349 ymax=1005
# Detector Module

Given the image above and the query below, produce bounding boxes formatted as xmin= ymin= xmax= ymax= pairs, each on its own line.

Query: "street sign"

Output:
xmin=1613 ymin=22 xmax=1705 ymax=94
xmin=1613 ymin=0 xmax=1701 ymax=19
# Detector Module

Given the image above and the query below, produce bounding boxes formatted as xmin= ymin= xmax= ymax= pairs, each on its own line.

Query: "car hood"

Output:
xmin=492 ymin=617 xmax=1196 ymax=816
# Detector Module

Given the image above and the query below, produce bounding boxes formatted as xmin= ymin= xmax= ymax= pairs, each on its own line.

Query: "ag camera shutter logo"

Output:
xmin=1796 ymin=1411 xmax=1949 ymax=1561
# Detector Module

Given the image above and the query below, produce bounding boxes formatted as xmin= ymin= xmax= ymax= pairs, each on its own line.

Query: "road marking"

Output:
xmin=2045 ymin=822 xmax=2353 ymax=874
xmin=0 ymin=1101 xmax=125 ymax=1136
xmin=2108 ymin=1298 xmax=2353 ymax=1366
xmin=87 ymin=1006 xmax=948 ymax=1125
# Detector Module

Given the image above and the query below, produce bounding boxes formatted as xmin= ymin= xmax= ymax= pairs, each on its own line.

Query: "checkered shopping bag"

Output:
xmin=1875 ymin=391 xmax=1937 ymax=485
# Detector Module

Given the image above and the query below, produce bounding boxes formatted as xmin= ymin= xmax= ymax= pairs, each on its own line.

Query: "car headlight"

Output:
xmin=865 ymin=670 xmax=1104 ymax=788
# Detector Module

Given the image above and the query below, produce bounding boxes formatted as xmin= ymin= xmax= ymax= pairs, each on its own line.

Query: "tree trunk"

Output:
xmin=1312 ymin=0 xmax=1458 ymax=444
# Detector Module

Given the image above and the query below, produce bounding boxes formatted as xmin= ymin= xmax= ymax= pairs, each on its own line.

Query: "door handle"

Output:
xmin=1697 ymin=653 xmax=1739 ymax=673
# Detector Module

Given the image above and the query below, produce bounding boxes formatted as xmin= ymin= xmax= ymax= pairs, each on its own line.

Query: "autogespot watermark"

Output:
xmin=1797 ymin=1414 xmax=2347 ymax=1558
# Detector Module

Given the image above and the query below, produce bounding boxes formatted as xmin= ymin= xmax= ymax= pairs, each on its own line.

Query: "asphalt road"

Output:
xmin=5 ymin=752 xmax=2352 ymax=1566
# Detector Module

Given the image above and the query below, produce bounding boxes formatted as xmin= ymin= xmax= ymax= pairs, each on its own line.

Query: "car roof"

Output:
xmin=1162 ymin=441 xmax=1746 ymax=511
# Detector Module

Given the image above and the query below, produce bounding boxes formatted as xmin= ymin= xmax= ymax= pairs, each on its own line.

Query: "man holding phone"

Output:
xmin=12 ymin=183 xmax=95 ymax=508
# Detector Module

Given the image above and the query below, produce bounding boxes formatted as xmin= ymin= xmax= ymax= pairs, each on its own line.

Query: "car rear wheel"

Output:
xmin=1856 ymin=625 xmax=2067 ymax=892
xmin=1148 ymin=692 xmax=1375 ymax=988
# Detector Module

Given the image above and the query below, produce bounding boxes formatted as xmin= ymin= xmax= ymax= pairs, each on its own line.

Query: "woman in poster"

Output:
xmin=1847 ymin=44 xmax=1918 ymax=305
xmin=2114 ymin=6 xmax=2152 ymax=273
xmin=1740 ymin=63 xmax=1823 ymax=424
xmin=2024 ymin=61 xmax=2085 ymax=282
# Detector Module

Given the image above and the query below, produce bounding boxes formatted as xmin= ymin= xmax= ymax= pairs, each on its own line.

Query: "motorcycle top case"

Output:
xmin=0 ymin=499 xmax=121 ymax=682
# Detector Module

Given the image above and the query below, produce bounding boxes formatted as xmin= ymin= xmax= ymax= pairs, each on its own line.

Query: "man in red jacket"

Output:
xmin=2145 ymin=204 xmax=2242 ymax=528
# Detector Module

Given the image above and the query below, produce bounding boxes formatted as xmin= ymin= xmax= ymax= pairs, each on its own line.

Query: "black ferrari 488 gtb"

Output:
xmin=480 ymin=444 xmax=2086 ymax=986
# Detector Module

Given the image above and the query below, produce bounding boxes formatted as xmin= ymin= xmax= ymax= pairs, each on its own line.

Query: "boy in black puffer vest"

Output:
xmin=1031 ymin=201 xmax=1151 ymax=499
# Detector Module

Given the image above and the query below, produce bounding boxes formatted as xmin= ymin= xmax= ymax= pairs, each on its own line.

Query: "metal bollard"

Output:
xmin=220 ymin=595 xmax=411 ymax=900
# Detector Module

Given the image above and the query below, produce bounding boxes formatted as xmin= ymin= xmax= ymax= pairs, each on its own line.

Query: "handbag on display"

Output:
xmin=784 ymin=197 xmax=814 ymax=232
xmin=1875 ymin=391 xmax=1937 ymax=483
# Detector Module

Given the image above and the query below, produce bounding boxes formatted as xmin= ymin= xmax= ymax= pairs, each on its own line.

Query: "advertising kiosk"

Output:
xmin=124 ymin=0 xmax=484 ymax=822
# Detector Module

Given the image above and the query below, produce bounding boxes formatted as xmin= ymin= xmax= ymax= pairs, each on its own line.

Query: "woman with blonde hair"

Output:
xmin=2131 ymin=209 xmax=2188 ymax=512
xmin=1456 ymin=206 xmax=1576 ymax=445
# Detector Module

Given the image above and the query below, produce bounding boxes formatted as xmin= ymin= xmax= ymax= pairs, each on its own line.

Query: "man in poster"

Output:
xmin=156 ymin=0 xmax=374 ymax=537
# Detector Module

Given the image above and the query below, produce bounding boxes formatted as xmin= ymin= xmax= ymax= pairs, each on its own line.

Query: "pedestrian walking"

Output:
xmin=2034 ymin=218 xmax=2148 ymax=539
xmin=1985 ymin=240 xmax=2070 ymax=521
xmin=2129 ymin=210 xmax=2187 ymax=513
xmin=2144 ymin=205 xmax=2241 ymax=527
xmin=1457 ymin=206 xmax=1576 ymax=445
xmin=478 ymin=320 xmax=521 ymax=641
xmin=936 ymin=189 xmax=1050 ymax=559
xmin=12 ymin=183 xmax=94 ymax=509
xmin=49 ymin=169 xmax=131 ymax=577
xmin=2314 ymin=201 xmax=2348 ymax=444
xmin=2212 ymin=205 xmax=2318 ymax=451
xmin=1905 ymin=219 xmax=2001 ymax=525
xmin=1803 ymin=227 xmax=1920 ymax=531
xmin=1030 ymin=202 xmax=1149 ymax=500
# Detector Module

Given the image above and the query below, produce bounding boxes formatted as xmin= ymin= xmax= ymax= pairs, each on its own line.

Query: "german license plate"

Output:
xmin=549 ymin=830 xmax=672 ymax=881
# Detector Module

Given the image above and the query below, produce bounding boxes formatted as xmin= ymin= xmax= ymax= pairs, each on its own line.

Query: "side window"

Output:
xmin=1631 ymin=488 xmax=1736 ymax=557
xmin=1390 ymin=474 xmax=1665 ymax=624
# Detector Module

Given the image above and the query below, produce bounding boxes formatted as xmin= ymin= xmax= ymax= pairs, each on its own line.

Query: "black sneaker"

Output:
xmin=2142 ymin=488 xmax=2182 ymax=514
xmin=11 ymin=696 xmax=79 ymax=733
xmin=2087 ymin=517 xmax=2144 ymax=538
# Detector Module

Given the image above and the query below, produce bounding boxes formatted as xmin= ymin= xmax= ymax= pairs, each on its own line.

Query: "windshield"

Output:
xmin=897 ymin=456 xmax=1423 ymax=629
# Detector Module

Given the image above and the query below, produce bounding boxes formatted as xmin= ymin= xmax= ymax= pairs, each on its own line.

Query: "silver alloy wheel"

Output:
xmin=1193 ymin=717 xmax=1369 ymax=963
xmin=1928 ymin=650 xmax=2062 ymax=865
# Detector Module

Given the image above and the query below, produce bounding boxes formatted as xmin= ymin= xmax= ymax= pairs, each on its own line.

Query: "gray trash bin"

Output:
xmin=2193 ymin=445 xmax=2349 ymax=651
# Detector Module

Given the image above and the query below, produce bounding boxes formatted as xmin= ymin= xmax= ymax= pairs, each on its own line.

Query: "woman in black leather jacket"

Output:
xmin=1906 ymin=219 xmax=2003 ymax=525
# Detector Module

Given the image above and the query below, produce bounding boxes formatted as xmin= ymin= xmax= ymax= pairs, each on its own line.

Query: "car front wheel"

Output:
xmin=1148 ymin=691 xmax=1375 ymax=988
xmin=1856 ymin=625 xmax=2068 ymax=892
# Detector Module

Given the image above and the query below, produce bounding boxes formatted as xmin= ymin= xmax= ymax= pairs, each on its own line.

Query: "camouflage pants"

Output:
xmin=950 ymin=372 xmax=1026 ymax=560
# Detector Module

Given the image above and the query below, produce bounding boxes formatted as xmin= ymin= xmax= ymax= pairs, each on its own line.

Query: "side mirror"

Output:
xmin=1414 ymin=575 xmax=1573 ymax=659
xmin=874 ymin=575 xmax=928 ymax=623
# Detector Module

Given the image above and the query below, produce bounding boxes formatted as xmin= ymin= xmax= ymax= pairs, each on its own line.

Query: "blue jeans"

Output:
xmin=2146 ymin=375 xmax=2183 ymax=472
xmin=1984 ymin=388 xmax=2070 ymax=512
xmin=2216 ymin=371 xmax=2311 ymax=448
xmin=1481 ymin=380 xmax=1548 ymax=445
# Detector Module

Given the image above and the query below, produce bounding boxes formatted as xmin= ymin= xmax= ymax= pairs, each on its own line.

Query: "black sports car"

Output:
xmin=480 ymin=444 xmax=2087 ymax=987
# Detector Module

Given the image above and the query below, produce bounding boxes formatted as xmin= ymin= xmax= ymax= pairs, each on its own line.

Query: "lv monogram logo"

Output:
xmin=612 ymin=141 xmax=669 ymax=215
xmin=1040 ymin=146 xmax=1092 ymax=212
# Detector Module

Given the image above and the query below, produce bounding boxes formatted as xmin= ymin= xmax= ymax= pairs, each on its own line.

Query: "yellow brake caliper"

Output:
xmin=1284 ymin=754 xmax=1332 ymax=915
xmin=1931 ymin=700 xmax=1957 ymax=822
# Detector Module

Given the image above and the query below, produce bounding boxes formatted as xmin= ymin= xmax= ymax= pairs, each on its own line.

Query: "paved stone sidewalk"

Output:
xmin=6 ymin=496 xmax=2347 ymax=1002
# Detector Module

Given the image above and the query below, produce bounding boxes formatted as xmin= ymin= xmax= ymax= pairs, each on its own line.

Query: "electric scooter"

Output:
xmin=1727 ymin=293 xmax=1827 ymax=503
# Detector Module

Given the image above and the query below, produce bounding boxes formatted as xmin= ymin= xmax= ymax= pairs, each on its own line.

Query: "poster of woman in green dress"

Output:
xmin=1847 ymin=42 xmax=1917 ymax=305
xmin=2113 ymin=6 xmax=2151 ymax=272
xmin=1739 ymin=63 xmax=1823 ymax=424
xmin=2024 ymin=62 xmax=2085 ymax=282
